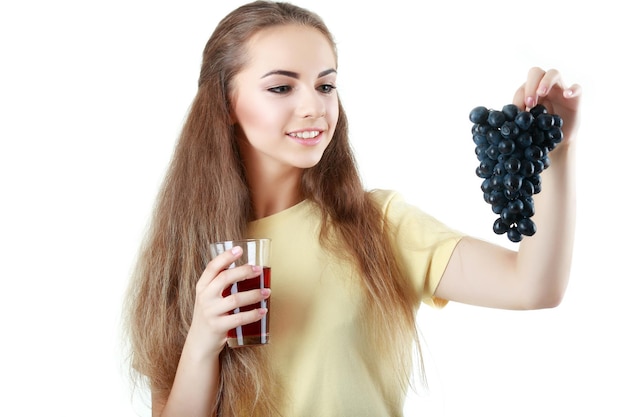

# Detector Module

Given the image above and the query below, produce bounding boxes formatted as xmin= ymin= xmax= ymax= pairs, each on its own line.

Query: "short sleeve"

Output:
xmin=371 ymin=189 xmax=465 ymax=308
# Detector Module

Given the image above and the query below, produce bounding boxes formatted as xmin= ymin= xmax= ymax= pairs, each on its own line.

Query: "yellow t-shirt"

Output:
xmin=246 ymin=189 xmax=463 ymax=417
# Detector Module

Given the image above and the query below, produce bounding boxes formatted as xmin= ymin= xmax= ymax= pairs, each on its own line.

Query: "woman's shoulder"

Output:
xmin=367 ymin=189 xmax=416 ymax=218
xmin=367 ymin=188 xmax=403 ymax=208
xmin=368 ymin=189 xmax=464 ymax=237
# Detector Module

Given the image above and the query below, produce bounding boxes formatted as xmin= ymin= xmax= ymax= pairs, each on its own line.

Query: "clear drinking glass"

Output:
xmin=209 ymin=238 xmax=271 ymax=347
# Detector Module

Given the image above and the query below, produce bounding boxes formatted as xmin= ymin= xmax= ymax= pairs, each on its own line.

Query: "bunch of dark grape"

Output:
xmin=469 ymin=103 xmax=563 ymax=242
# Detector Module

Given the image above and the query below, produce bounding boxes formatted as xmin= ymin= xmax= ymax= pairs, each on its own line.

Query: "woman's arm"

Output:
xmin=153 ymin=247 xmax=271 ymax=416
xmin=434 ymin=67 xmax=581 ymax=310
xmin=152 ymin=327 xmax=222 ymax=417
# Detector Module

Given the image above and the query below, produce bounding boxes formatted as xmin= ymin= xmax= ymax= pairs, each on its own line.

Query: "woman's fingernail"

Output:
xmin=525 ymin=96 xmax=535 ymax=107
xmin=538 ymin=86 xmax=547 ymax=95
xmin=252 ymin=265 xmax=262 ymax=273
xmin=232 ymin=246 xmax=242 ymax=255
xmin=261 ymin=288 xmax=271 ymax=297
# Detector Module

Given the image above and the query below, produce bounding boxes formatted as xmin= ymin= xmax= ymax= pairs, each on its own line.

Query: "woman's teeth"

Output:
xmin=289 ymin=131 xmax=320 ymax=139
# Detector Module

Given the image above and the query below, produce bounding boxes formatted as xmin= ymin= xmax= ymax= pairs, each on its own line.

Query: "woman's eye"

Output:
xmin=268 ymin=85 xmax=292 ymax=94
xmin=318 ymin=84 xmax=336 ymax=94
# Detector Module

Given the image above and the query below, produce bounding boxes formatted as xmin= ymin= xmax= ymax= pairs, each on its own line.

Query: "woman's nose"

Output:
xmin=296 ymin=88 xmax=325 ymax=119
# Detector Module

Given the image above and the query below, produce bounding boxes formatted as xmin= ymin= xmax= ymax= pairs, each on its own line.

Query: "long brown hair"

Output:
xmin=124 ymin=1 xmax=423 ymax=415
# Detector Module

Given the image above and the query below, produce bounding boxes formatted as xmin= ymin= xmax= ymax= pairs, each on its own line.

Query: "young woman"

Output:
xmin=124 ymin=1 xmax=581 ymax=416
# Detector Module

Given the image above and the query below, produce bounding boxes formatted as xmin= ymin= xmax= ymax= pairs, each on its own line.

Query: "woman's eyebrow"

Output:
xmin=261 ymin=69 xmax=337 ymax=79
xmin=318 ymin=69 xmax=337 ymax=78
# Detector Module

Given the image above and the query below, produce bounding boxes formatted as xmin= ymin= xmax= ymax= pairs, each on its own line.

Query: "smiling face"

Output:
xmin=231 ymin=24 xmax=339 ymax=175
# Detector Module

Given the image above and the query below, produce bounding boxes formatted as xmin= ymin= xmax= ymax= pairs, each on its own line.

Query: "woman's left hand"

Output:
xmin=513 ymin=67 xmax=582 ymax=145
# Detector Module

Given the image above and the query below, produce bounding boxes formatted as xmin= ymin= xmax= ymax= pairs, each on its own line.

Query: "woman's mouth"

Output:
xmin=288 ymin=130 xmax=323 ymax=146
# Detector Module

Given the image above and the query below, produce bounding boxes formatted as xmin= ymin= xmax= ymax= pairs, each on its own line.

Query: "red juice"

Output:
xmin=223 ymin=266 xmax=271 ymax=347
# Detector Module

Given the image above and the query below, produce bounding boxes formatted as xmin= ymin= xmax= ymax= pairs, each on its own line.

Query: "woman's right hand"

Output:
xmin=189 ymin=246 xmax=271 ymax=356
xmin=155 ymin=248 xmax=267 ymax=416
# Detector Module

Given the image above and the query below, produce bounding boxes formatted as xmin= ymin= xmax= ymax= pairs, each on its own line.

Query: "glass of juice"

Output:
xmin=209 ymin=238 xmax=271 ymax=348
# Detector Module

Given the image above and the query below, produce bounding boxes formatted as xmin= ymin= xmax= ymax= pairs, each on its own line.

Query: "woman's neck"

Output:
xmin=246 ymin=166 xmax=304 ymax=220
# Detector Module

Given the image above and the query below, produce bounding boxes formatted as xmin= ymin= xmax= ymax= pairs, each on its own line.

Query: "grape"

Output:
xmin=517 ymin=218 xmax=537 ymax=236
xmin=486 ymin=145 xmax=499 ymax=160
xmin=516 ymin=131 xmax=532 ymax=148
xmin=542 ymin=156 xmax=551 ymax=169
xmin=481 ymin=178 xmax=492 ymax=193
xmin=493 ymin=218 xmax=508 ymax=235
xmin=507 ymin=227 xmax=523 ymax=243
xmin=475 ymin=146 xmax=488 ymax=161
xmin=487 ymin=129 xmax=503 ymax=146
xmin=500 ymin=121 xmax=519 ymax=139
xmin=493 ymin=162 xmax=506 ymax=177
xmin=501 ymin=104 xmax=519 ymax=121
xmin=473 ymin=133 xmax=488 ymax=146
xmin=553 ymin=114 xmax=563 ymax=128
xmin=530 ymin=104 xmax=548 ymax=117
xmin=504 ymin=157 xmax=521 ymax=174
xmin=469 ymin=106 xmax=489 ymax=124
xmin=498 ymin=139 xmax=516 ymax=155
xmin=507 ymin=199 xmax=524 ymax=214
xmin=536 ymin=113 xmax=555 ymax=130
xmin=487 ymin=110 xmax=506 ymax=128
xmin=514 ymin=112 xmax=534 ymax=131
xmin=500 ymin=207 xmax=518 ymax=224
xmin=490 ymin=174 xmax=504 ymax=190
xmin=519 ymin=159 xmax=535 ymax=177
xmin=469 ymin=104 xmax=564 ymax=242
xmin=519 ymin=179 xmax=535 ymax=197
xmin=547 ymin=127 xmax=563 ymax=144
xmin=503 ymin=173 xmax=522 ymax=192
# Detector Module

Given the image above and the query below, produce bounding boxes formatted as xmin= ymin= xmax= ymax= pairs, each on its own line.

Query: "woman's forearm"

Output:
xmin=155 ymin=327 xmax=222 ymax=417
xmin=517 ymin=140 xmax=577 ymax=308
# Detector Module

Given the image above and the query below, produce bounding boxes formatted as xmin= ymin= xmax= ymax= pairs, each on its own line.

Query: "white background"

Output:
xmin=1 ymin=0 xmax=624 ymax=416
